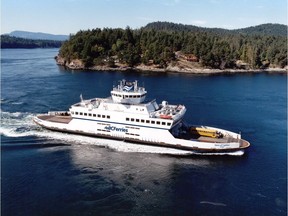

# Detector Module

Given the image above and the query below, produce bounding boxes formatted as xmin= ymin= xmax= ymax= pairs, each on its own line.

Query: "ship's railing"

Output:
xmin=112 ymin=86 xmax=146 ymax=93
xmin=48 ymin=111 xmax=70 ymax=116
xmin=152 ymin=104 xmax=186 ymax=119
xmin=112 ymin=80 xmax=146 ymax=93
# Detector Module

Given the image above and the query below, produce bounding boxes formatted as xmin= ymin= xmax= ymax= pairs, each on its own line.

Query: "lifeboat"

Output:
xmin=160 ymin=114 xmax=172 ymax=119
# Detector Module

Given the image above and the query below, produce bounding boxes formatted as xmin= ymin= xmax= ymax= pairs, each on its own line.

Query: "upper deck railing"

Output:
xmin=112 ymin=80 xmax=146 ymax=93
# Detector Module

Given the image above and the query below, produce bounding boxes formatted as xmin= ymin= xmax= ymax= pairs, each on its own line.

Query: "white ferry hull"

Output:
xmin=33 ymin=114 xmax=250 ymax=154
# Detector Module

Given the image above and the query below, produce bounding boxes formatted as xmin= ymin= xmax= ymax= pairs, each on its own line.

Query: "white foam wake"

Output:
xmin=0 ymin=111 xmax=193 ymax=155
xmin=0 ymin=111 xmax=243 ymax=156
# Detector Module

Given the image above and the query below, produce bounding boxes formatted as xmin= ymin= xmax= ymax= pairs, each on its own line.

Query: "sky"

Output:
xmin=1 ymin=0 xmax=287 ymax=35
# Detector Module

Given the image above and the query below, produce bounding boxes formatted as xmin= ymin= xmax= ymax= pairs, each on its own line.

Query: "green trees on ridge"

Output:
xmin=58 ymin=23 xmax=287 ymax=69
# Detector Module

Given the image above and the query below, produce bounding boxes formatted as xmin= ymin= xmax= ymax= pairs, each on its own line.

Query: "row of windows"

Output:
xmin=112 ymin=93 xmax=146 ymax=98
xmin=71 ymin=111 xmax=171 ymax=127
xmin=125 ymin=117 xmax=172 ymax=126
xmin=71 ymin=111 xmax=110 ymax=119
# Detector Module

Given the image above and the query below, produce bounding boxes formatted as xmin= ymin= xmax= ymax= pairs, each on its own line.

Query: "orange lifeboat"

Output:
xmin=160 ymin=114 xmax=172 ymax=119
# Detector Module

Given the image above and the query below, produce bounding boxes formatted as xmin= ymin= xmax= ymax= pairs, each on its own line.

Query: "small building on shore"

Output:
xmin=175 ymin=51 xmax=198 ymax=62
xmin=236 ymin=60 xmax=250 ymax=70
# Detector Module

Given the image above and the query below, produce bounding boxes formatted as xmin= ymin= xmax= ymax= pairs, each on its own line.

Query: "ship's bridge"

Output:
xmin=111 ymin=80 xmax=147 ymax=104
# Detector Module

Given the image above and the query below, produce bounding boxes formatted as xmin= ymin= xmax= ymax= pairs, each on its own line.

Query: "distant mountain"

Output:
xmin=1 ymin=35 xmax=63 ymax=48
xmin=9 ymin=30 xmax=69 ymax=41
xmin=143 ymin=22 xmax=288 ymax=37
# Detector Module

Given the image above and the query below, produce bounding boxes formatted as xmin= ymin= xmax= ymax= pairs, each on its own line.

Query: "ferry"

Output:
xmin=33 ymin=80 xmax=250 ymax=154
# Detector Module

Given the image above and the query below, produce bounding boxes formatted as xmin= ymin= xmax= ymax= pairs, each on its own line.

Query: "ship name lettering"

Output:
xmin=104 ymin=126 xmax=128 ymax=133
xmin=215 ymin=143 xmax=230 ymax=148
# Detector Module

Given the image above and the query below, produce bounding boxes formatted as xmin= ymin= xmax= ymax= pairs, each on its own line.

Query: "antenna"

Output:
xmin=135 ymin=80 xmax=138 ymax=91
xmin=80 ymin=94 xmax=83 ymax=102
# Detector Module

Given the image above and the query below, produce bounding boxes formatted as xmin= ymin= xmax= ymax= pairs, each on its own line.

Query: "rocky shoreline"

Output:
xmin=55 ymin=56 xmax=287 ymax=75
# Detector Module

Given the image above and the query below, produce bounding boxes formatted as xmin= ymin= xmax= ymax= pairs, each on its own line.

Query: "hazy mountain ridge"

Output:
xmin=1 ymin=35 xmax=63 ymax=48
xmin=8 ymin=30 xmax=69 ymax=41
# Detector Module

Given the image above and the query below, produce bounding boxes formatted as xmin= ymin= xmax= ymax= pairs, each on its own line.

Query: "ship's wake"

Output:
xmin=1 ymin=111 xmax=244 ymax=156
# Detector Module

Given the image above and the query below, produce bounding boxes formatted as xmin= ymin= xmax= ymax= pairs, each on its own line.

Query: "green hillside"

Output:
xmin=58 ymin=22 xmax=287 ymax=70
xmin=144 ymin=22 xmax=287 ymax=36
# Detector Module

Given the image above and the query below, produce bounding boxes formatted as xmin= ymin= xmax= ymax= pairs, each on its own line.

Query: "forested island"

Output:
xmin=1 ymin=35 xmax=63 ymax=48
xmin=57 ymin=22 xmax=287 ymax=73
xmin=4 ymin=22 xmax=287 ymax=73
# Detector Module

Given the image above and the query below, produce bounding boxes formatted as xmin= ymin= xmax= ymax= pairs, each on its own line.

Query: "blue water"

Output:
xmin=1 ymin=48 xmax=287 ymax=216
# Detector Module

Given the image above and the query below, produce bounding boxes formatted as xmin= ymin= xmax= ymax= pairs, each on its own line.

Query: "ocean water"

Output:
xmin=1 ymin=48 xmax=287 ymax=216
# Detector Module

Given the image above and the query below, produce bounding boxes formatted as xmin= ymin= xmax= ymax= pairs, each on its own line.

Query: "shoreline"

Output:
xmin=56 ymin=57 xmax=287 ymax=75
xmin=135 ymin=64 xmax=288 ymax=74
xmin=60 ymin=64 xmax=288 ymax=75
